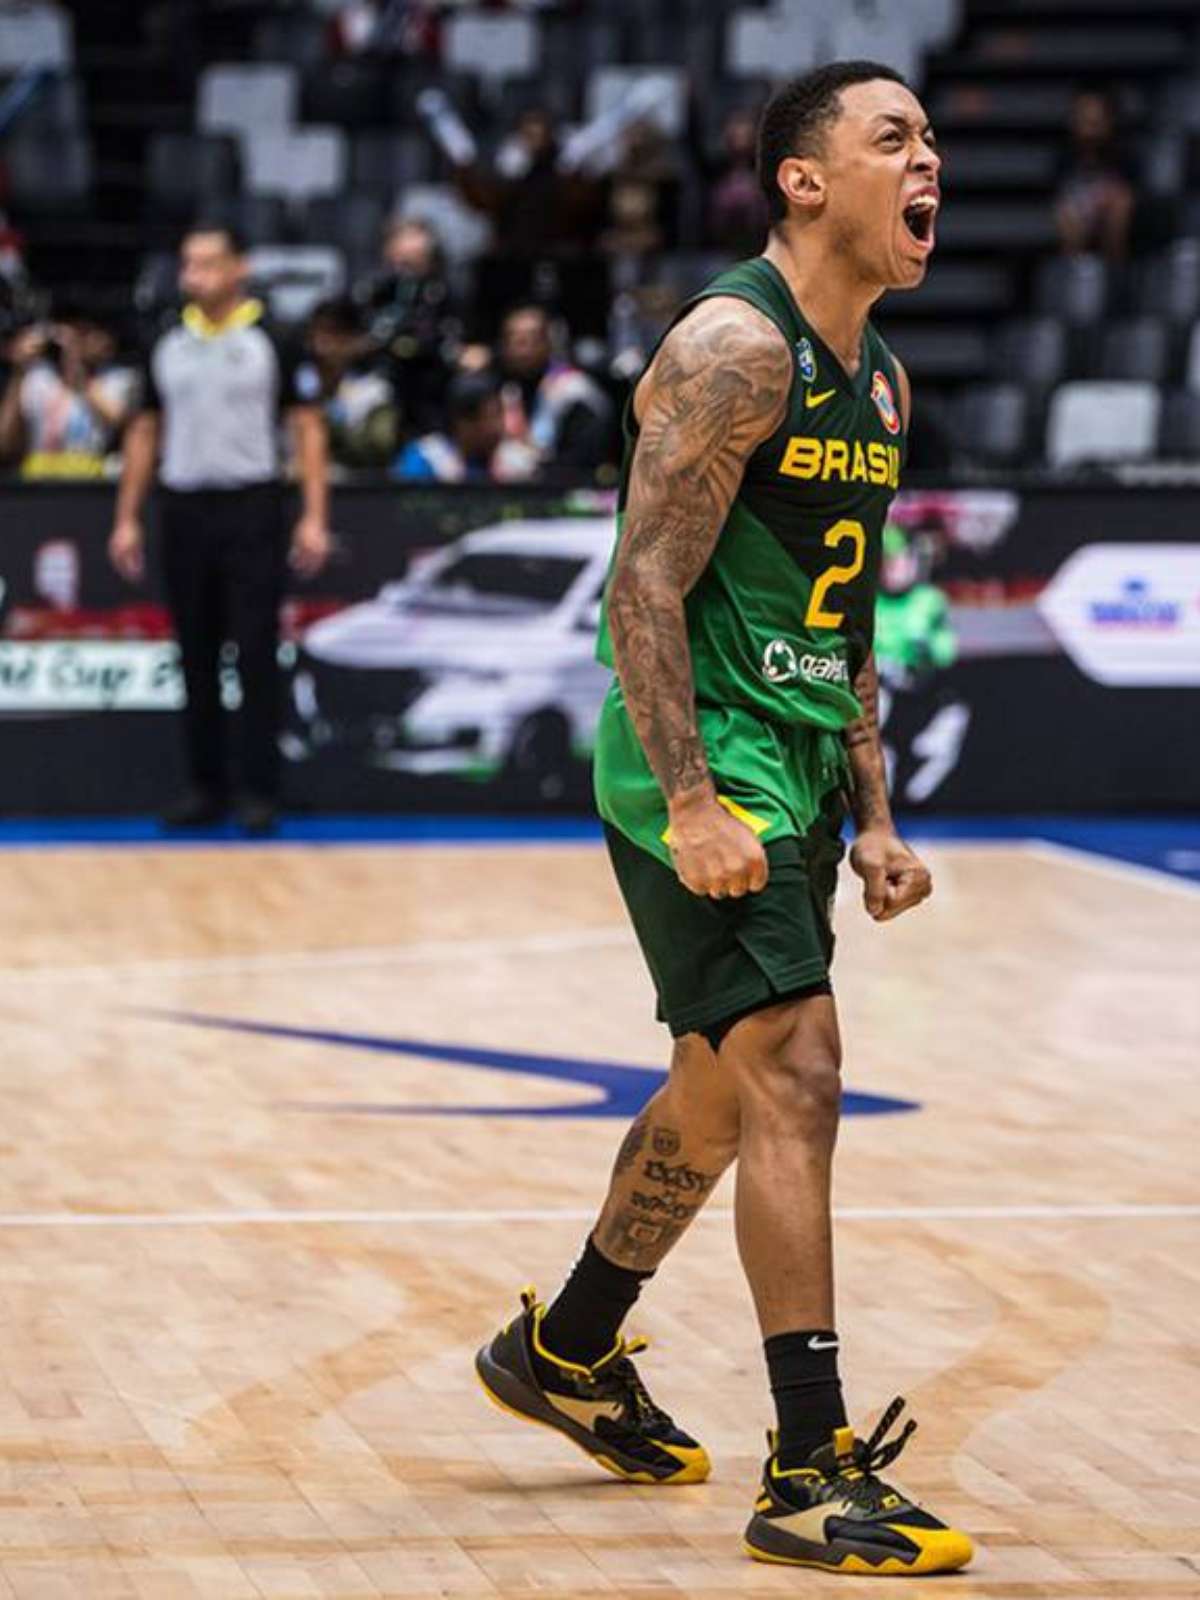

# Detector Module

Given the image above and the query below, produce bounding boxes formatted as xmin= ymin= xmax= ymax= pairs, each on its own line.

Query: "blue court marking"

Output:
xmin=2 ymin=812 xmax=1198 ymax=886
xmin=145 ymin=1010 xmax=919 ymax=1120
xmin=0 ymin=814 xmax=606 ymax=847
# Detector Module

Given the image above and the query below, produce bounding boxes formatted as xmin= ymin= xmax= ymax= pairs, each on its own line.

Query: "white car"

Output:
xmin=284 ymin=517 xmax=616 ymax=799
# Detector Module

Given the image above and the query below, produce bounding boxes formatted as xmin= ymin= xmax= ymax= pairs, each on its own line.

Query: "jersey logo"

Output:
xmin=805 ymin=387 xmax=836 ymax=410
xmin=762 ymin=638 xmax=800 ymax=683
xmin=871 ymin=369 xmax=901 ymax=435
xmin=796 ymin=336 xmax=817 ymax=384
xmin=761 ymin=639 xmax=851 ymax=687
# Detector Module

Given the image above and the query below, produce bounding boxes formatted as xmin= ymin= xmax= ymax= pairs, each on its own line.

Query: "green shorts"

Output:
xmin=603 ymin=798 xmax=846 ymax=1046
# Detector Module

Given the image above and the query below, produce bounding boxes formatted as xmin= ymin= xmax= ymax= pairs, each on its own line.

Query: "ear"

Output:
xmin=777 ymin=155 xmax=826 ymax=216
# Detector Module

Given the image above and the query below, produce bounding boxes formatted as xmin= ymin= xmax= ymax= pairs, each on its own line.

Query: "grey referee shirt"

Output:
xmin=141 ymin=299 xmax=303 ymax=490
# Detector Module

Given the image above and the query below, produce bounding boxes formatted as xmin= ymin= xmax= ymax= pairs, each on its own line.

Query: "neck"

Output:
xmin=763 ymin=228 xmax=882 ymax=376
xmin=193 ymin=293 xmax=245 ymax=327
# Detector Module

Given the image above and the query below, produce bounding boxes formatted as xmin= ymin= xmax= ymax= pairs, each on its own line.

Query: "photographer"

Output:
xmin=0 ymin=310 xmax=137 ymax=477
xmin=299 ymin=297 xmax=400 ymax=471
xmin=354 ymin=217 xmax=457 ymax=435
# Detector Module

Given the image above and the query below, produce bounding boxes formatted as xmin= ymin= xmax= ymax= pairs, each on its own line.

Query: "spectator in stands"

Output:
xmin=483 ymin=302 xmax=613 ymax=483
xmin=355 ymin=217 xmax=456 ymax=434
xmin=0 ymin=308 xmax=137 ymax=478
xmin=599 ymin=120 xmax=682 ymax=262
xmin=392 ymin=370 xmax=504 ymax=483
xmin=706 ymin=107 xmax=769 ymax=256
xmin=1055 ymin=89 xmax=1134 ymax=261
xmin=428 ymin=97 xmax=602 ymax=259
xmin=0 ymin=209 xmax=26 ymax=288
xmin=299 ymin=297 xmax=400 ymax=471
xmin=327 ymin=0 xmax=437 ymax=58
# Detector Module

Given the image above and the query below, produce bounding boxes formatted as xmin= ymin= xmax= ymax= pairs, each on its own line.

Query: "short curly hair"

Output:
xmin=758 ymin=61 xmax=909 ymax=226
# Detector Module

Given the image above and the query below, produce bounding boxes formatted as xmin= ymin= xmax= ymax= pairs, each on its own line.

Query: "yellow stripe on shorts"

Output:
xmin=662 ymin=794 xmax=770 ymax=846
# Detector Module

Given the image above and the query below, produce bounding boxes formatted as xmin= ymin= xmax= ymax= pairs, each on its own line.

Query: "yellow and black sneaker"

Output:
xmin=744 ymin=1398 xmax=973 ymax=1576
xmin=475 ymin=1287 xmax=710 ymax=1485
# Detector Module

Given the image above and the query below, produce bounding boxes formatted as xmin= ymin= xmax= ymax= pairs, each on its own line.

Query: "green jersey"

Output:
xmin=594 ymin=256 xmax=906 ymax=865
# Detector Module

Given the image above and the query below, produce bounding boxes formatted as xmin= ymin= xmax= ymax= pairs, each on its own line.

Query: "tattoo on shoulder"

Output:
xmin=608 ymin=304 xmax=791 ymax=801
xmin=624 ymin=305 xmax=792 ymax=586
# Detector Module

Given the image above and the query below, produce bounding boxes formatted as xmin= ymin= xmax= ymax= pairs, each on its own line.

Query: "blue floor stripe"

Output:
xmin=0 ymin=813 xmax=1197 ymax=883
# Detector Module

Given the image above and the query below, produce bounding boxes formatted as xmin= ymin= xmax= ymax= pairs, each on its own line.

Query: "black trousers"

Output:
xmin=159 ymin=483 xmax=287 ymax=800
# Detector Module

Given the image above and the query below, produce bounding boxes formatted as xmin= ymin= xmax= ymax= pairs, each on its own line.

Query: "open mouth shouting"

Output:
xmin=902 ymin=188 xmax=939 ymax=255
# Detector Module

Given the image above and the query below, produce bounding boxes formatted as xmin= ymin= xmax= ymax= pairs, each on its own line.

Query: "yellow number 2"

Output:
xmin=804 ymin=518 xmax=866 ymax=630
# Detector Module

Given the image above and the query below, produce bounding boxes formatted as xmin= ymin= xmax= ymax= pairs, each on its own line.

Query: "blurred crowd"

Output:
xmin=0 ymin=208 xmax=621 ymax=484
xmin=0 ymin=69 xmax=1139 ymax=483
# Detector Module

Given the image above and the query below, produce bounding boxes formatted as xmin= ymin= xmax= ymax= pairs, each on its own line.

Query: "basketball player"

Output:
xmin=477 ymin=63 xmax=973 ymax=1577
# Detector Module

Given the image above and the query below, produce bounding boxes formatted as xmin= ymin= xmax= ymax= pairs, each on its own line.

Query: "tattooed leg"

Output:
xmin=593 ymin=1033 xmax=740 ymax=1271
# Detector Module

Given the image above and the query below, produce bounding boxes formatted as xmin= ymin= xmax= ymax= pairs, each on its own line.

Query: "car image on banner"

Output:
xmin=2 ymin=481 xmax=1197 ymax=814
xmin=281 ymin=518 xmax=614 ymax=801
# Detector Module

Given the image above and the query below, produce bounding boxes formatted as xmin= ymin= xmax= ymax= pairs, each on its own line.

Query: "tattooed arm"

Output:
xmin=609 ymin=298 xmax=791 ymax=898
xmin=846 ymin=357 xmax=932 ymax=922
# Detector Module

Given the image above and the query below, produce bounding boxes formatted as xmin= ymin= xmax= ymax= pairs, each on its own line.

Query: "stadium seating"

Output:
xmin=7 ymin=0 xmax=1200 ymax=468
xmin=0 ymin=2 xmax=70 ymax=71
xmin=1046 ymin=381 xmax=1161 ymax=465
xmin=145 ymin=132 xmax=240 ymax=220
xmin=1158 ymin=387 xmax=1200 ymax=456
xmin=950 ymin=382 xmax=1031 ymax=466
xmin=241 ymin=127 xmax=347 ymax=203
xmin=1096 ymin=318 xmax=1169 ymax=384
xmin=198 ymin=64 xmax=299 ymax=140
xmin=442 ymin=11 xmax=539 ymax=91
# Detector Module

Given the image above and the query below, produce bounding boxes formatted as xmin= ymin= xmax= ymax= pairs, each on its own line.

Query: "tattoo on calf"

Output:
xmin=641 ymin=1158 xmax=717 ymax=1195
xmin=631 ymin=1190 xmax=694 ymax=1222
xmin=612 ymin=1112 xmax=650 ymax=1176
xmin=651 ymin=1126 xmax=681 ymax=1157
xmin=597 ymin=1207 xmax=693 ymax=1267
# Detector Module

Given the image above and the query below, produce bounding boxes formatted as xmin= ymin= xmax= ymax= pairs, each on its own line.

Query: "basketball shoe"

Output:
xmin=744 ymin=1397 xmax=974 ymax=1575
xmin=475 ymin=1287 xmax=710 ymax=1484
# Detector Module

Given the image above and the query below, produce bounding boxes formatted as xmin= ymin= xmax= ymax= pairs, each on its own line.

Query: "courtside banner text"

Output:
xmin=0 ymin=482 xmax=1196 ymax=813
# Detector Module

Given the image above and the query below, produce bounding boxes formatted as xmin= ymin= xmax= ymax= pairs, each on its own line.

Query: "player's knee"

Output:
xmin=729 ymin=1007 xmax=842 ymax=1138
xmin=668 ymin=1035 xmax=741 ymax=1159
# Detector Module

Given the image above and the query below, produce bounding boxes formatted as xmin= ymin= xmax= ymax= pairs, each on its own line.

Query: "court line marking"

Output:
xmin=0 ymin=838 xmax=1196 ymax=985
xmin=0 ymin=1203 xmax=1193 ymax=1229
xmin=0 ymin=925 xmax=632 ymax=987
xmin=1022 ymin=838 xmax=1200 ymax=900
xmin=0 ymin=840 xmax=1192 ymax=991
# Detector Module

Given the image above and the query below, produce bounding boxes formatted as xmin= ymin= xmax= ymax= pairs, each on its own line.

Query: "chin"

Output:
xmin=888 ymin=256 xmax=930 ymax=291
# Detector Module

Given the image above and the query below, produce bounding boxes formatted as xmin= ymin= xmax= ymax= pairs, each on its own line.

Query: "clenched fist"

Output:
xmin=849 ymin=828 xmax=932 ymax=922
xmin=668 ymin=790 xmax=769 ymax=900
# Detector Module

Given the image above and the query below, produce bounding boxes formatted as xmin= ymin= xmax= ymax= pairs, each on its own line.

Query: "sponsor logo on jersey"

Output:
xmin=1036 ymin=544 xmax=1200 ymax=686
xmin=805 ymin=387 xmax=836 ymax=409
xmin=761 ymin=639 xmax=850 ymax=687
xmin=871 ymin=370 xmax=901 ymax=435
xmin=778 ymin=435 xmax=901 ymax=487
xmin=796 ymin=336 xmax=817 ymax=383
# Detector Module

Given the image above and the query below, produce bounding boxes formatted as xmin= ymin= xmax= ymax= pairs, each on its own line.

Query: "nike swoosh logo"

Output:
xmin=805 ymin=388 xmax=836 ymax=409
xmin=807 ymin=1335 xmax=839 ymax=1350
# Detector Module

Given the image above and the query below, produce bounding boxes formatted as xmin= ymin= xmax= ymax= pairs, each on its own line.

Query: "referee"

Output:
xmin=108 ymin=221 xmax=330 ymax=833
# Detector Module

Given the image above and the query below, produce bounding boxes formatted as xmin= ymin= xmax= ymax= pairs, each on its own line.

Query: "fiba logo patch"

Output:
xmin=796 ymin=337 xmax=817 ymax=384
xmin=762 ymin=638 xmax=800 ymax=683
xmin=871 ymin=370 xmax=901 ymax=435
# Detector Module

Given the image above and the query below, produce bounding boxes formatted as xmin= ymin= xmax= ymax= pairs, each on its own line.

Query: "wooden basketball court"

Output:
xmin=0 ymin=835 xmax=1196 ymax=1598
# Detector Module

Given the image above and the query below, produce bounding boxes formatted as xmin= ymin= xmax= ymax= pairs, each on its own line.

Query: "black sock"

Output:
xmin=534 ymin=1235 xmax=653 ymax=1374
xmin=765 ymin=1329 xmax=847 ymax=1466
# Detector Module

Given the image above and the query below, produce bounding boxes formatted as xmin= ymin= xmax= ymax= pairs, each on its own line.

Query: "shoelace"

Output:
xmin=831 ymin=1397 xmax=918 ymax=1512
xmin=589 ymin=1339 xmax=674 ymax=1431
